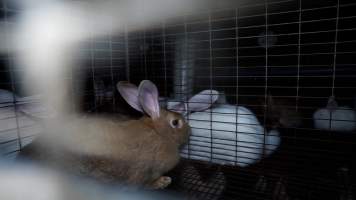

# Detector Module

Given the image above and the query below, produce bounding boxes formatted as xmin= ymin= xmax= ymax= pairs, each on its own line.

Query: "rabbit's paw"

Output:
xmin=150 ymin=176 xmax=172 ymax=189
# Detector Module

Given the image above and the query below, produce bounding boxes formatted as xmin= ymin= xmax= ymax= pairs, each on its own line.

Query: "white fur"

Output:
xmin=313 ymin=107 xmax=356 ymax=132
xmin=180 ymin=104 xmax=280 ymax=167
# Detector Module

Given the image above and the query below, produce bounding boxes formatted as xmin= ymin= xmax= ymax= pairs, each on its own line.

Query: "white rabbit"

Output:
xmin=168 ymin=90 xmax=280 ymax=167
xmin=313 ymin=96 xmax=356 ymax=132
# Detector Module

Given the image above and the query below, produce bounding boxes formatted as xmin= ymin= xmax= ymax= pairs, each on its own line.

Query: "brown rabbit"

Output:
xmin=18 ymin=80 xmax=206 ymax=189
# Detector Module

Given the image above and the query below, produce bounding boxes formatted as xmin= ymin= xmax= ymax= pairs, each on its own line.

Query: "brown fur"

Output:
xmin=18 ymin=109 xmax=190 ymax=188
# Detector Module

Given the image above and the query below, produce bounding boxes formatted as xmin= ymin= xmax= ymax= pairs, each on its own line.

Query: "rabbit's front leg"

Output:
xmin=148 ymin=176 xmax=172 ymax=189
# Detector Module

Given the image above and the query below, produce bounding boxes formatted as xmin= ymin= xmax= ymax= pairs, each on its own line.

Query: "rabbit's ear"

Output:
xmin=168 ymin=102 xmax=186 ymax=114
xmin=117 ymin=81 xmax=143 ymax=112
xmin=138 ymin=80 xmax=160 ymax=119
xmin=187 ymin=90 xmax=219 ymax=112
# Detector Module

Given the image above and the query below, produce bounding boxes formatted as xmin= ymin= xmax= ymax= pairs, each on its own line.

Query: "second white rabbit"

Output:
xmin=168 ymin=91 xmax=280 ymax=167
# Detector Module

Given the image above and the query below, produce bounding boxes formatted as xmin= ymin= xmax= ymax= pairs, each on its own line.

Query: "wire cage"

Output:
xmin=1 ymin=0 xmax=356 ymax=199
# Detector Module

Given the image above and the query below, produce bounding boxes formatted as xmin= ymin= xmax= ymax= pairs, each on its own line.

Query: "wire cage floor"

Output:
xmin=165 ymin=127 xmax=356 ymax=200
xmin=167 ymin=147 xmax=355 ymax=200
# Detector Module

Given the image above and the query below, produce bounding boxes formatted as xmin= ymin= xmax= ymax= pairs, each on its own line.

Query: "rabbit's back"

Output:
xmin=183 ymin=105 xmax=266 ymax=166
xmin=73 ymin=117 xmax=181 ymax=185
xmin=188 ymin=105 xmax=264 ymax=140
xmin=313 ymin=107 xmax=356 ymax=131
xmin=18 ymin=116 xmax=180 ymax=186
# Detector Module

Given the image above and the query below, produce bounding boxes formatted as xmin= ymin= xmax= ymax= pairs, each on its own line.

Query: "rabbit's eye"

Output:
xmin=170 ymin=119 xmax=182 ymax=129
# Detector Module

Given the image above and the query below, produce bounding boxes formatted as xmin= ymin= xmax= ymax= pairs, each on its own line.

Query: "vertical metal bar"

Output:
xmin=183 ymin=15 xmax=188 ymax=100
xmin=124 ymin=24 xmax=130 ymax=81
xmin=90 ymin=23 xmax=97 ymax=113
xmin=208 ymin=10 xmax=213 ymax=163
xmin=235 ymin=7 xmax=239 ymax=166
xmin=294 ymin=0 xmax=303 ymax=141
xmin=332 ymin=0 xmax=340 ymax=98
xmin=162 ymin=21 xmax=168 ymax=99
xmin=296 ymin=0 xmax=302 ymax=114
xmin=328 ymin=0 xmax=340 ymax=132
xmin=4 ymin=1 xmax=22 ymax=151
xmin=109 ymin=19 xmax=116 ymax=110
xmin=69 ymin=46 xmax=76 ymax=112
xmin=184 ymin=15 xmax=190 ymax=159
xmin=262 ymin=0 xmax=269 ymax=162
xmin=143 ymin=29 xmax=148 ymax=79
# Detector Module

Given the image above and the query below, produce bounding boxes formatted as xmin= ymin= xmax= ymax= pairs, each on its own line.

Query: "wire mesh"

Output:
xmin=1 ymin=0 xmax=356 ymax=199
xmin=126 ymin=0 xmax=356 ymax=199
